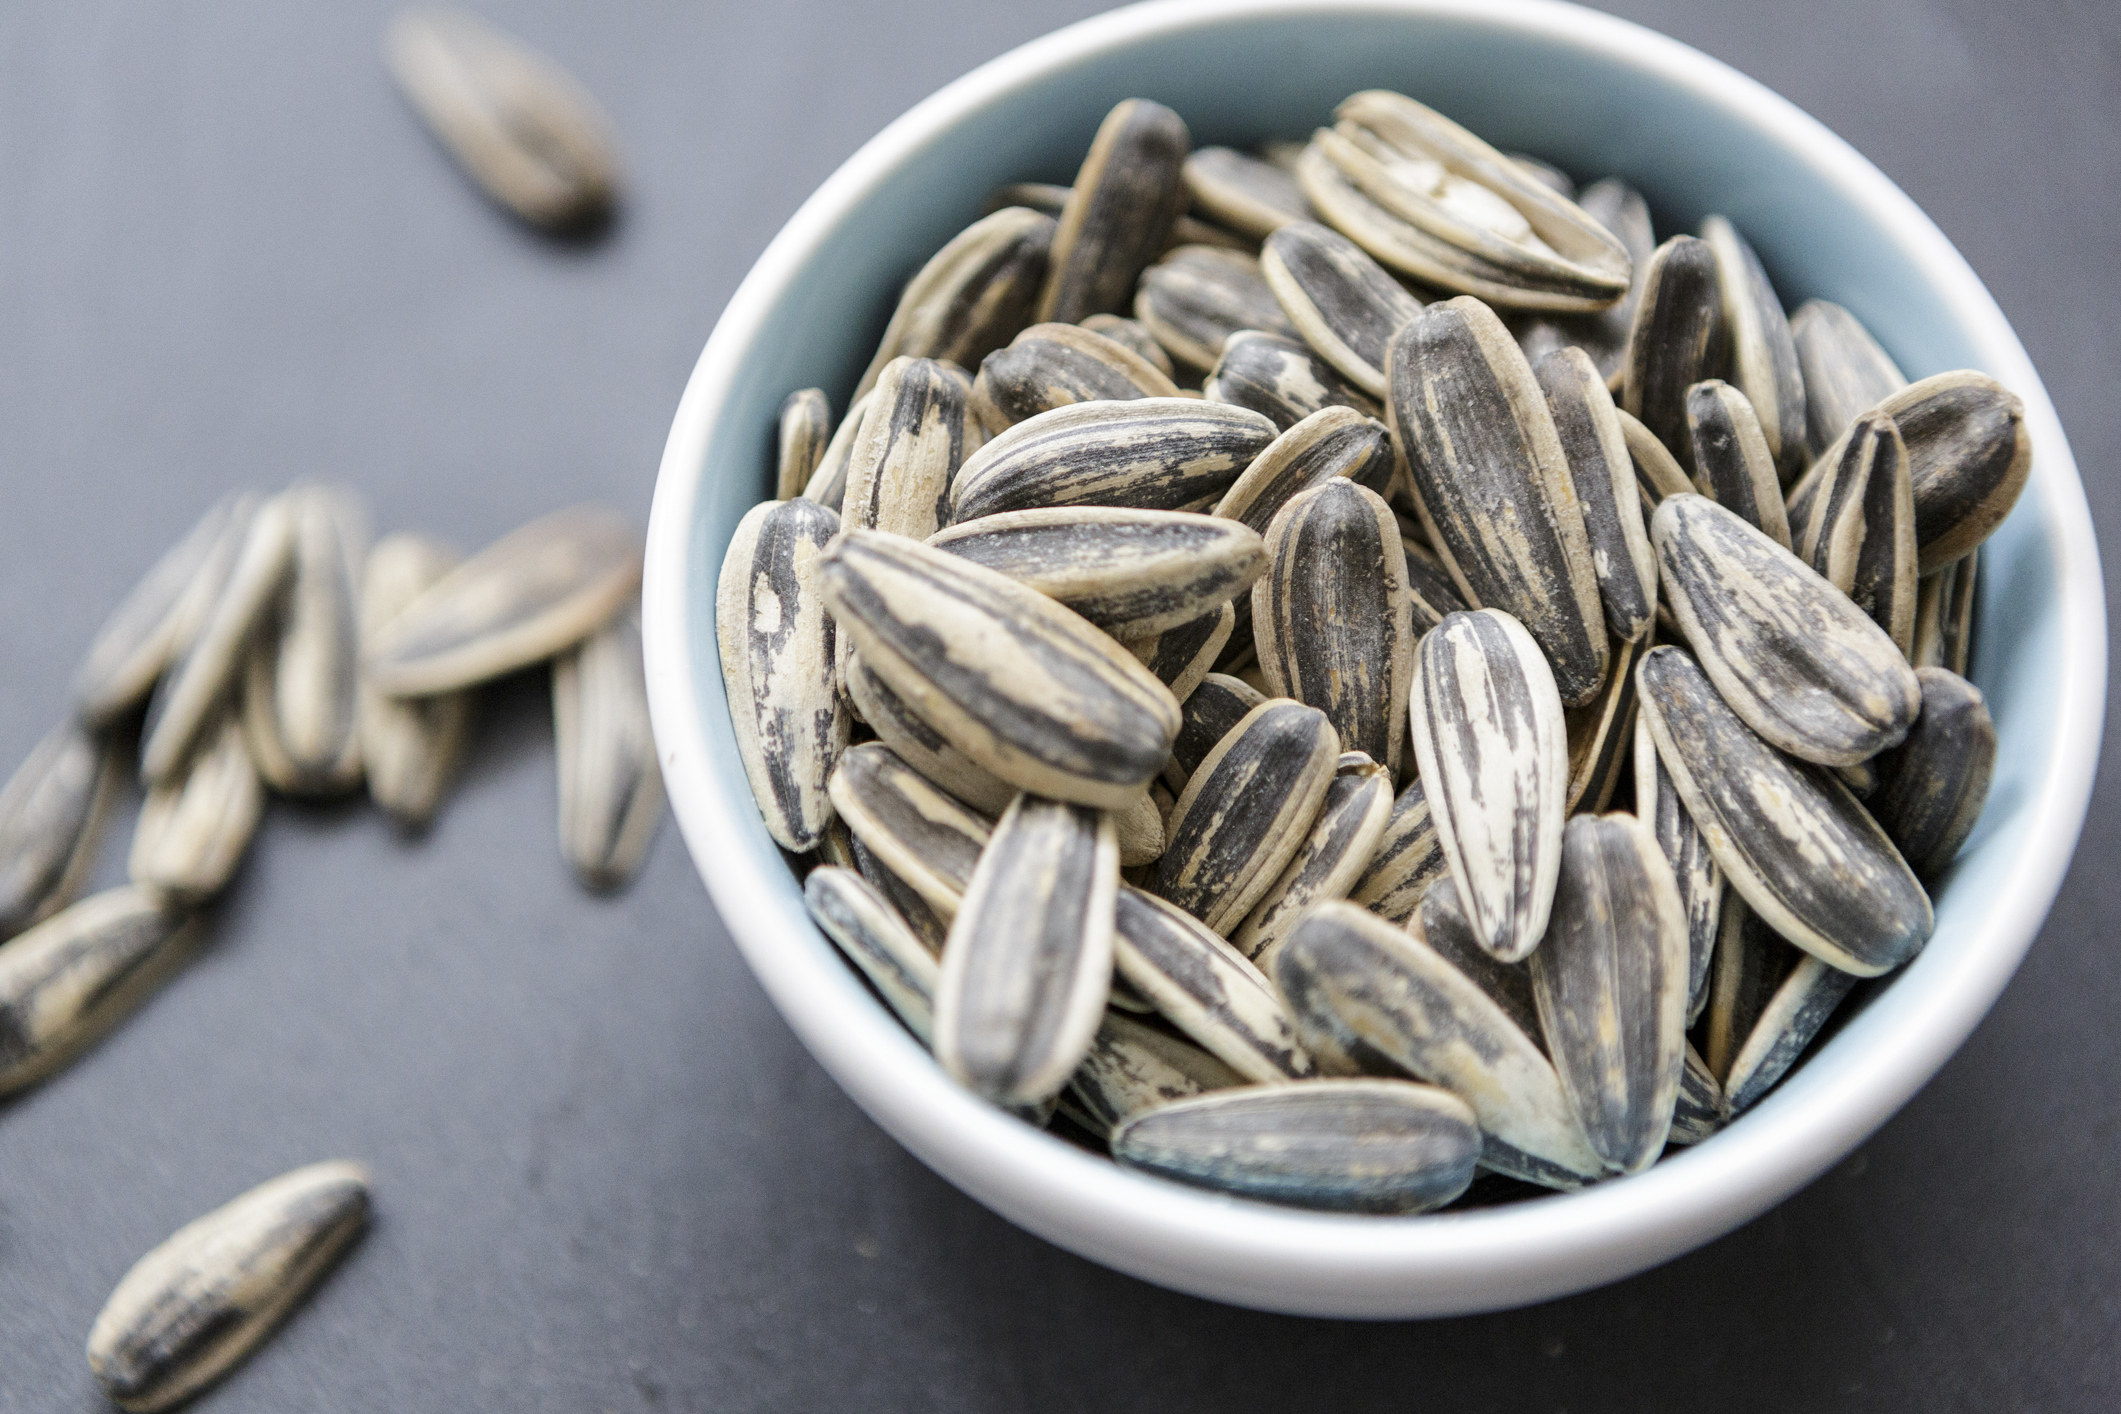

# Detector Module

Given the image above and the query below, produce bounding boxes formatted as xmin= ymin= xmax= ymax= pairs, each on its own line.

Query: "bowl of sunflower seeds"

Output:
xmin=642 ymin=0 xmax=2104 ymax=1315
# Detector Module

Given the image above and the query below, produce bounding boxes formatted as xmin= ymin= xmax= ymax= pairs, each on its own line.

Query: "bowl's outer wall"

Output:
xmin=645 ymin=0 xmax=2104 ymax=1317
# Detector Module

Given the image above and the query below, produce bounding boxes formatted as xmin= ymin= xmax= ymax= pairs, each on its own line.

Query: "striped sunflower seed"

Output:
xmin=715 ymin=498 xmax=848 ymax=852
xmin=86 ymin=1160 xmax=370 ymax=1414
xmin=804 ymin=866 xmax=939 ymax=1042
xmin=1213 ymin=406 xmax=1395 ymax=533
xmin=1259 ymin=221 xmax=1424 ymax=398
xmin=845 ymin=653 xmax=1015 ymax=815
xmin=1113 ymin=886 xmax=1315 ymax=1082
xmin=1413 ymin=874 xmax=1543 ymax=1049
xmin=1161 ymin=672 xmax=1263 ymax=792
xmin=129 ymin=712 xmax=264 ymax=905
xmin=1564 ymin=631 xmax=1642 ymax=815
xmin=1792 ymin=409 xmax=1899 ymax=589
xmin=776 ymin=389 xmax=833 ymax=500
xmin=840 ymin=356 xmax=970 ymax=542
xmin=1204 ymin=330 xmax=1379 ymax=431
xmin=1622 ymin=235 xmax=1727 ymax=478
xmin=985 ymin=181 xmax=1070 ymax=219
xmin=1079 ymin=314 xmax=1174 ymax=376
xmin=934 ymin=795 xmax=1116 ymax=1108
xmin=1654 ymin=494 xmax=1919 ymax=766
xmin=928 ymin=506 xmax=1264 ymax=639
xmin=1514 ymin=178 xmax=1656 ymax=384
xmin=355 ymin=533 xmax=476 ymax=829
xmin=1183 ymin=146 xmax=1313 ymax=239
xmin=365 ymin=504 xmax=641 ymax=697
xmin=826 ymin=743 xmax=992 ymax=920
xmin=819 ymin=530 xmax=1180 ymax=808
xmin=1118 ymin=603 xmax=1233 ymax=705
xmin=1617 ymin=406 xmax=1693 ymax=518
xmin=1273 ymin=902 xmax=1604 ymax=1188
xmin=1667 ymin=1042 xmax=1730 ymax=1146
xmin=1151 ymin=698 xmax=1338 ymax=935
xmin=1809 ymin=411 xmax=1920 ymax=655
xmin=846 ymin=833 xmax=949 ymax=955
xmin=1701 ymin=216 xmax=1806 ymax=482
xmin=1039 ymin=99 xmax=1192 ymax=325
xmin=1408 ymin=610 xmax=1569 ymax=963
xmin=1528 ymin=812 xmax=1688 ymax=1173
xmin=799 ymin=390 xmax=872 ymax=513
xmin=243 ymin=485 xmax=368 ymax=796
xmin=1685 ymin=380 xmax=1791 ymax=548
xmin=1633 ymin=710 xmax=1722 ymax=1025
xmin=1870 ymin=666 xmax=1996 ymax=878
xmin=0 ymin=720 xmax=119 ymax=938
xmin=1132 ymin=245 xmax=1299 ymax=372
xmin=1400 ymin=534 xmax=1470 ymax=636
xmin=0 ymin=885 xmax=196 ymax=1097
xmin=1389 ymin=296 xmax=1609 ymax=705
xmin=1233 ymin=751 xmax=1394 ymax=968
xmin=1537 ymin=346 xmax=1656 ymax=641
xmin=1885 ymin=371 xmax=2030 ymax=573
xmin=948 ymin=398 xmax=1277 ymax=523
xmin=1111 ymin=1078 xmax=1480 ymax=1214
xmin=1252 ymin=479 xmax=1414 ymax=774
xmin=854 ymin=207 xmax=1055 ymax=399
xmin=1791 ymin=299 xmax=1906 ymax=460
xmin=969 ymin=322 xmax=1179 ymax=431
xmin=1940 ymin=548 xmax=1979 ymax=675
xmin=1701 ymin=892 xmax=1792 ymax=1082
xmin=554 ymin=611 xmax=663 ymax=889
xmin=384 ymin=9 xmax=619 ymax=230
xmin=1635 ymin=645 xmax=1932 ymax=977
xmin=1345 ymin=776 xmax=1445 ymax=923
xmin=1723 ymin=954 xmax=1858 ymax=1114
xmin=1067 ymin=1010 xmax=1243 ymax=1138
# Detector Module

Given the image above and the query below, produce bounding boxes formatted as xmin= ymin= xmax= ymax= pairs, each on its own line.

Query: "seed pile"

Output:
xmin=720 ymin=90 xmax=2022 ymax=1214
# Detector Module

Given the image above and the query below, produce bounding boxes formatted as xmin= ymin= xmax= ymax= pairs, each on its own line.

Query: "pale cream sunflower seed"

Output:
xmin=242 ymin=485 xmax=368 ymax=795
xmin=0 ymin=720 xmax=119 ymax=938
xmin=826 ymin=743 xmax=993 ymax=921
xmin=844 ymin=652 xmax=1016 ymax=816
xmin=355 ymin=533 xmax=476 ymax=829
xmin=840 ymin=356 xmax=971 ymax=543
xmin=777 ymin=389 xmax=833 ymax=500
xmin=553 ymin=611 xmax=663 ymax=889
xmin=1213 ymin=406 xmax=1395 ymax=533
xmin=130 ymin=713 xmax=264 ymax=905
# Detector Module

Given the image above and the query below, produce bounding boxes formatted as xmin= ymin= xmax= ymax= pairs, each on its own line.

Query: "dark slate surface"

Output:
xmin=0 ymin=2 xmax=2115 ymax=1409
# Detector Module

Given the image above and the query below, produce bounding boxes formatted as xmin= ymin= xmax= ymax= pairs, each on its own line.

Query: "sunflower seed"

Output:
xmin=1233 ymin=752 xmax=1394 ymax=966
xmin=1514 ymin=178 xmax=1656 ymax=383
xmin=1792 ymin=411 xmax=1903 ymax=590
xmin=1132 ymin=245 xmax=1299 ymax=372
xmin=366 ymin=504 xmax=641 ymax=697
xmin=86 ymin=1160 xmax=370 ymax=1413
xmin=1346 ymin=776 xmax=1446 ymax=923
xmin=1701 ymin=216 xmax=1805 ymax=481
xmin=1635 ymin=645 xmax=1932 ymax=976
xmin=554 ymin=611 xmax=663 ymax=889
xmin=777 ymin=389 xmax=833 ymax=500
xmin=1654 ymin=494 xmax=1919 ymax=766
xmin=1617 ymin=407 xmax=1693 ymax=516
xmin=846 ymin=834 xmax=949 ymax=954
xmin=1067 ymin=1010 xmax=1244 ymax=1137
xmin=1940 ymin=548 xmax=1979 ymax=675
xmin=1791 ymin=299 xmax=1907 ymax=460
xmin=139 ymin=494 xmax=298 ymax=784
xmin=1870 ymin=667 xmax=1996 ymax=878
xmin=1300 ymin=91 xmax=1631 ymax=311
xmin=948 ymin=398 xmax=1277 ymax=523
xmin=826 ymin=743 xmax=993 ymax=920
xmin=1623 ymin=235 xmax=1727 ymax=477
xmin=1565 ymin=631 xmax=1642 ymax=814
xmin=1205 ymin=330 xmax=1379 ymax=431
xmin=715 ymin=498 xmax=848 ymax=851
xmin=799 ymin=390 xmax=873 ymax=513
xmin=384 ymin=8 xmax=620 ymax=230
xmin=1079 ymin=314 xmax=1174 ymax=377
xmin=1114 ymin=791 xmax=1167 ymax=869
xmin=1039 ymin=99 xmax=1191 ymax=324
xmin=1389 ymin=296 xmax=1609 ymax=704
xmin=0 ymin=885 xmax=196 ymax=1097
xmin=1213 ymin=406 xmax=1395 ymax=532
xmin=129 ymin=712 xmax=264 ymax=905
xmin=934 ymin=795 xmax=1116 ymax=1107
xmin=1510 ymin=153 xmax=1574 ymax=197
xmin=0 ymin=720 xmax=119 ymax=938
xmin=243 ymin=486 xmax=367 ymax=795
xmin=1848 ymin=420 xmax=1920 ymax=656
xmin=1685 ymin=380 xmax=1790 ymax=547
xmin=1161 ymin=672 xmax=1263 ymax=792
xmin=1259 ymin=221 xmax=1424 ymax=397
xmin=984 ymin=181 xmax=1071 ymax=219
xmin=840 ymin=356 xmax=970 ymax=542
xmin=1528 ymin=812 xmax=1688 ymax=1173
xmin=844 ymin=653 xmax=1015 ymax=816
xmin=969 ymin=322 xmax=1179 ymax=431
xmin=1400 ymin=534 xmax=1469 ymax=636
xmin=1113 ymin=885 xmax=1315 ymax=1082
xmin=355 ymin=534 xmax=476 ymax=829
xmin=1273 ymin=902 xmax=1604 ymax=1187
xmin=804 ymin=866 xmax=939 ymax=1043
xmin=1889 ymin=372 xmax=2031 ymax=572
xmin=1409 ymin=610 xmax=1569 ymax=963
xmin=1118 ymin=603 xmax=1233 ymax=705
xmin=820 ymin=530 xmax=1180 ymax=807
xmin=1667 ymin=1042 xmax=1730 ymax=1146
xmin=1633 ymin=710 xmax=1722 ymax=1025
xmin=854 ymin=207 xmax=1055 ymax=399
xmin=1412 ymin=873 xmax=1543 ymax=1048
xmin=74 ymin=494 xmax=257 ymax=730
xmin=813 ymin=815 xmax=860 ymax=873
xmin=1152 ymin=699 xmax=1339 ymax=934
xmin=1111 ymin=1078 xmax=1479 ymax=1213
xmin=1538 ymin=346 xmax=1656 ymax=640
xmin=1183 ymin=146 xmax=1313 ymax=239
xmin=1701 ymin=892 xmax=1793 ymax=1082
xmin=1723 ymin=955 xmax=1858 ymax=1114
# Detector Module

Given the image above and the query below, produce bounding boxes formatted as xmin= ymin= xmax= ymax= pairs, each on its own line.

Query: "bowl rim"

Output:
xmin=642 ymin=0 xmax=2107 ymax=1317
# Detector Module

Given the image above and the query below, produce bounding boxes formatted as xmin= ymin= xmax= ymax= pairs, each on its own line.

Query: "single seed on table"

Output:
xmin=356 ymin=533 xmax=476 ymax=829
xmin=1038 ymin=98 xmax=1192 ymax=325
xmin=969 ymin=322 xmax=1179 ymax=431
xmin=948 ymin=398 xmax=1276 ymax=523
xmin=1723 ymin=954 xmax=1859 ymax=1114
xmin=840 ymin=356 xmax=971 ymax=543
xmin=1633 ymin=710 xmax=1722 ymax=1025
xmin=804 ymin=866 xmax=939 ymax=1043
xmin=366 ymin=504 xmax=641 ymax=697
xmin=1183 ymin=146 xmax=1313 ymax=239
xmin=1563 ymin=631 xmax=1642 ymax=815
xmin=1080 ymin=314 xmax=1174 ymax=377
xmin=1112 ymin=885 xmax=1316 ymax=1083
xmin=1204 ymin=330 xmax=1378 ymax=431
xmin=826 ymin=743 xmax=992 ymax=921
xmin=1345 ymin=776 xmax=1445 ymax=924
xmin=1536 ymin=345 xmax=1656 ymax=641
xmin=243 ymin=485 xmax=368 ymax=796
xmin=1111 ymin=1079 xmax=1480 ymax=1214
xmin=85 ymin=1160 xmax=370 ymax=1414
xmin=1791 ymin=298 xmax=1907 ymax=460
xmin=1684 ymin=380 xmax=1790 ymax=547
xmin=1160 ymin=672 xmax=1263 ymax=793
xmin=1667 ymin=1042 xmax=1730 ymax=1146
xmin=1869 ymin=666 xmax=1996 ymax=878
xmin=1233 ymin=751 xmax=1394 ymax=968
xmin=554 ymin=611 xmax=664 ymax=890
xmin=1117 ymin=602 xmax=1233 ymax=705
xmin=1132 ymin=244 xmax=1299 ymax=372
xmin=0 ymin=720 xmax=119 ymax=938
xmin=1622 ymin=235 xmax=1727 ymax=477
xmin=800 ymin=390 xmax=873 ymax=513
xmin=1259 ymin=220 xmax=1425 ymax=398
xmin=776 ymin=389 xmax=833 ymax=500
xmin=1066 ymin=1010 xmax=1244 ymax=1139
xmin=1700 ymin=215 xmax=1806 ymax=482
xmin=1701 ymin=891 xmax=1793 ymax=1083
xmin=129 ymin=712 xmax=265 ymax=905
xmin=853 ymin=206 xmax=1055 ymax=399
xmin=1413 ymin=874 xmax=1543 ymax=1049
xmin=844 ymin=653 xmax=1016 ymax=816
xmin=1514 ymin=178 xmax=1656 ymax=384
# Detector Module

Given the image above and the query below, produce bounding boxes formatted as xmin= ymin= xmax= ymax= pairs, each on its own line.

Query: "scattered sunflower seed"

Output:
xmin=129 ymin=713 xmax=265 ymax=905
xmin=1039 ymin=99 xmax=1192 ymax=325
xmin=1870 ymin=667 xmax=1996 ymax=878
xmin=553 ymin=611 xmax=663 ymax=890
xmin=854 ymin=207 xmax=1055 ymax=399
xmin=0 ymin=720 xmax=119 ymax=938
xmin=243 ymin=486 xmax=367 ymax=796
xmin=355 ymin=533 xmax=477 ymax=829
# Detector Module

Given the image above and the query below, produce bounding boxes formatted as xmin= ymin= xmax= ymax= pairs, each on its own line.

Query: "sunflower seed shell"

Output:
xmin=826 ymin=743 xmax=993 ymax=921
xmin=1205 ymin=330 xmax=1378 ymax=431
xmin=1701 ymin=892 xmax=1794 ymax=1083
xmin=1232 ymin=752 xmax=1394 ymax=966
xmin=800 ymin=390 xmax=873 ymax=512
xmin=1412 ymin=873 xmax=1543 ymax=1047
xmin=1183 ymin=147 xmax=1313 ymax=239
xmin=1132 ymin=245 xmax=1299 ymax=372
xmin=0 ymin=721 xmax=119 ymax=938
xmin=804 ymin=866 xmax=939 ymax=1042
xmin=1791 ymin=299 xmax=1907 ymax=460
xmin=1213 ymin=406 xmax=1395 ymax=533
xmin=840 ymin=356 xmax=970 ymax=543
xmin=1113 ymin=886 xmax=1315 ymax=1082
xmin=1161 ymin=672 xmax=1263 ymax=793
xmin=1667 ymin=1042 xmax=1730 ymax=1146
xmin=1513 ymin=178 xmax=1655 ymax=383
xmin=1564 ymin=631 xmax=1642 ymax=815
xmin=554 ymin=612 xmax=663 ymax=889
xmin=1538 ymin=346 xmax=1656 ymax=641
xmin=948 ymin=398 xmax=1277 ymax=524
xmin=1723 ymin=955 xmax=1858 ymax=1114
xmin=1622 ymin=235 xmax=1726 ymax=477
xmin=1685 ymin=381 xmax=1790 ymax=547
xmin=854 ymin=207 xmax=1055 ymax=399
xmin=1633 ymin=710 xmax=1722 ymax=1025
xmin=1079 ymin=314 xmax=1174 ymax=376
xmin=1067 ymin=1011 xmax=1244 ymax=1138
xmin=1346 ymin=776 xmax=1446 ymax=923
xmin=243 ymin=486 xmax=367 ymax=795
xmin=844 ymin=654 xmax=1016 ymax=816
xmin=777 ymin=389 xmax=833 ymax=500
xmin=1118 ymin=603 xmax=1234 ymax=705
xmin=356 ymin=534 xmax=476 ymax=829
xmin=970 ymin=322 xmax=1179 ymax=431
xmin=1701 ymin=216 xmax=1805 ymax=480
xmin=1039 ymin=99 xmax=1191 ymax=325
xmin=129 ymin=713 xmax=264 ymax=905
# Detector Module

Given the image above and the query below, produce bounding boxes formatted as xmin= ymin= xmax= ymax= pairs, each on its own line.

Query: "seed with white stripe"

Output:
xmin=948 ymin=398 xmax=1276 ymax=523
xmin=243 ymin=485 xmax=367 ymax=795
xmin=1667 ymin=1043 xmax=1730 ymax=1146
xmin=1118 ymin=603 xmax=1234 ymax=705
xmin=1564 ymin=631 xmax=1642 ymax=815
xmin=1537 ymin=346 xmax=1656 ymax=641
xmin=129 ymin=713 xmax=265 ymax=905
xmin=0 ymin=886 xmax=196 ymax=1097
xmin=1633 ymin=711 xmax=1722 ymax=1025
xmin=826 ymin=743 xmax=993 ymax=920
xmin=1068 ymin=1011 xmax=1244 ymax=1138
xmin=1183 ymin=147 xmax=1313 ymax=239
xmin=1113 ymin=886 xmax=1315 ymax=1082
xmin=1161 ymin=672 xmax=1263 ymax=793
xmin=970 ymin=322 xmax=1179 ymax=431
xmin=1623 ymin=235 xmax=1726 ymax=478
xmin=1233 ymin=752 xmax=1394 ymax=966
xmin=1213 ymin=406 xmax=1395 ymax=534
xmin=1346 ymin=776 xmax=1446 ymax=923
xmin=1400 ymin=535 xmax=1469 ymax=636
xmin=854 ymin=206 xmax=1055 ymax=399
xmin=1259 ymin=221 xmax=1424 ymax=397
xmin=845 ymin=833 xmax=949 ymax=955
xmin=840 ymin=356 xmax=970 ymax=542
xmin=554 ymin=611 xmax=664 ymax=890
xmin=1791 ymin=299 xmax=1906 ymax=460
xmin=1617 ymin=407 xmax=1692 ymax=517
xmin=1701 ymin=892 xmax=1793 ymax=1083
xmin=1870 ymin=667 xmax=1996 ymax=878
xmin=1723 ymin=955 xmax=1858 ymax=1113
xmin=845 ymin=653 xmax=1016 ymax=816
xmin=1701 ymin=216 xmax=1805 ymax=482
xmin=356 ymin=534 xmax=476 ymax=829
xmin=804 ymin=866 xmax=939 ymax=1043
xmin=0 ymin=720 xmax=118 ymax=938
xmin=1039 ymin=99 xmax=1191 ymax=325
xmin=1080 ymin=314 xmax=1173 ymax=376
xmin=1133 ymin=245 xmax=1298 ymax=372
xmin=1685 ymin=380 xmax=1790 ymax=548
xmin=1205 ymin=330 xmax=1377 ymax=431
xmin=777 ymin=389 xmax=833 ymax=500
xmin=1891 ymin=371 xmax=2030 ymax=572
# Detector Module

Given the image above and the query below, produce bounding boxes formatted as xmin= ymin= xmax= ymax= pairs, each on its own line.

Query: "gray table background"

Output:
xmin=0 ymin=1 xmax=2114 ymax=1408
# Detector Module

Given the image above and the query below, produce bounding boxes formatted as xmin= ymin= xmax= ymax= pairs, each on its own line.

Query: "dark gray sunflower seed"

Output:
xmin=1409 ymin=610 xmax=1569 ymax=963
xmin=1667 ymin=1042 xmax=1730 ymax=1146
xmin=1183 ymin=146 xmax=1313 ymax=239
xmin=1871 ymin=667 xmax=1996 ymax=878
xmin=1118 ymin=603 xmax=1234 ymax=705
xmin=1067 ymin=1010 xmax=1244 ymax=1138
xmin=1204 ymin=330 xmax=1379 ymax=431
xmin=715 ymin=498 xmax=848 ymax=852
xmin=1346 ymin=776 xmax=1446 ymax=923
xmin=1389 ymin=296 xmax=1609 ymax=704
xmin=935 ymin=795 xmax=1116 ymax=1107
xmin=243 ymin=486 xmax=367 ymax=795
xmin=929 ymin=506 xmax=1263 ymax=638
xmin=356 ymin=534 xmax=475 ymax=829
xmin=1835 ymin=758 xmax=1880 ymax=799
xmin=827 ymin=743 xmax=993 ymax=920
xmin=777 ymin=389 xmax=833 ymax=500
xmin=1161 ymin=672 xmax=1263 ymax=793
xmin=1723 ymin=955 xmax=1858 ymax=1114
xmin=1617 ymin=407 xmax=1693 ymax=517
xmin=1079 ymin=314 xmax=1174 ymax=377
xmin=1400 ymin=535 xmax=1470 ymax=636
xmin=1412 ymin=873 xmax=1543 ymax=1047
xmin=819 ymin=530 xmax=1180 ymax=807
xmin=1514 ymin=178 xmax=1656 ymax=383
xmin=129 ymin=712 xmax=264 ymax=905
xmin=854 ymin=207 xmax=1055 ymax=399
xmin=1153 ymin=698 xmax=1339 ymax=934
xmin=554 ymin=611 xmax=663 ymax=890
xmin=0 ymin=721 xmax=118 ymax=938
xmin=1701 ymin=891 xmax=1795 ymax=1082
xmin=1791 ymin=299 xmax=1906 ymax=460
xmin=1538 ymin=346 xmax=1656 ymax=640
xmin=1213 ymin=406 xmax=1395 ymax=534
xmin=1890 ymin=372 xmax=2031 ymax=572
xmin=845 ymin=653 xmax=1016 ymax=816
xmin=1273 ymin=902 xmax=1604 ymax=1187
xmin=0 ymin=885 xmax=196 ymax=1097
xmin=86 ymin=1160 xmax=370 ymax=1413
xmin=1848 ymin=421 xmax=1920 ymax=656
xmin=1623 ymin=235 xmax=1727 ymax=477
xmin=1701 ymin=216 xmax=1805 ymax=481
xmin=969 ymin=322 xmax=1179 ymax=431
xmin=1633 ymin=710 xmax=1722 ymax=1025
xmin=804 ymin=866 xmax=939 ymax=1043
xmin=948 ymin=398 xmax=1277 ymax=523
xmin=1259 ymin=221 xmax=1424 ymax=397
xmin=384 ymin=8 xmax=620 ymax=230
xmin=1253 ymin=480 xmax=1414 ymax=773
xmin=1529 ymin=812 xmax=1688 ymax=1173
xmin=1635 ymin=645 xmax=1932 ymax=976
xmin=799 ymin=390 xmax=872 ymax=513
xmin=847 ymin=833 xmax=949 ymax=955
xmin=1111 ymin=1078 xmax=1479 ymax=1214
xmin=1113 ymin=885 xmax=1315 ymax=1082
xmin=365 ymin=504 xmax=641 ymax=697
xmin=840 ymin=356 xmax=970 ymax=542
xmin=1234 ymin=752 xmax=1394 ymax=966
xmin=1039 ymin=99 xmax=1191 ymax=324
xmin=1685 ymin=380 xmax=1790 ymax=547
xmin=1564 ymin=631 xmax=1641 ymax=815
xmin=1654 ymin=494 xmax=1919 ymax=765
xmin=1132 ymin=245 xmax=1299 ymax=372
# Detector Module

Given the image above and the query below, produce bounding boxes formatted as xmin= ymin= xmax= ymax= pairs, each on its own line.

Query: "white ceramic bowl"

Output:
xmin=642 ymin=0 xmax=2105 ymax=1317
